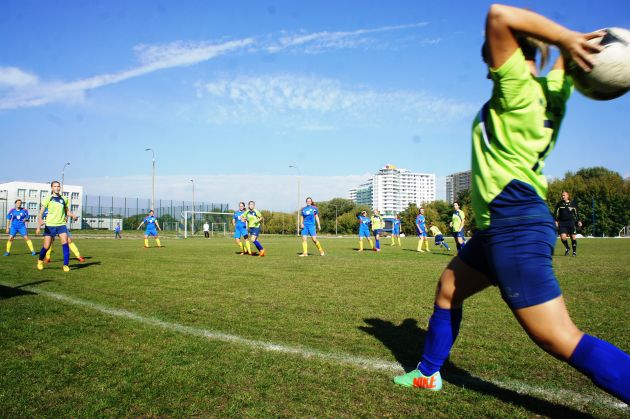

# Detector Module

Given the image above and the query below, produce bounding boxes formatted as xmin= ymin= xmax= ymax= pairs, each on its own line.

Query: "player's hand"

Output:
xmin=578 ymin=221 xmax=582 ymax=228
xmin=558 ymin=29 xmax=605 ymax=72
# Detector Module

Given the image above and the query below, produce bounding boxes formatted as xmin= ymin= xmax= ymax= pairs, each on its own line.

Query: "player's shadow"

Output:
xmin=359 ymin=318 xmax=590 ymax=418
xmin=71 ymin=261 xmax=101 ymax=270
xmin=0 ymin=280 xmax=52 ymax=300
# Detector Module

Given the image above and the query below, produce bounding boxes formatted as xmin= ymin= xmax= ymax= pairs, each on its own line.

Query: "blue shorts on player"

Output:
xmin=373 ymin=229 xmax=383 ymax=236
xmin=44 ymin=225 xmax=68 ymax=237
xmin=359 ymin=228 xmax=371 ymax=238
xmin=9 ymin=225 xmax=28 ymax=237
xmin=234 ymin=226 xmax=249 ymax=239
xmin=392 ymin=228 xmax=400 ymax=235
xmin=434 ymin=234 xmax=445 ymax=245
xmin=417 ymin=229 xmax=428 ymax=238
xmin=302 ymin=225 xmax=317 ymax=237
xmin=145 ymin=228 xmax=158 ymax=237
xmin=452 ymin=230 xmax=465 ymax=239
xmin=249 ymin=227 xmax=261 ymax=237
xmin=458 ymin=218 xmax=561 ymax=309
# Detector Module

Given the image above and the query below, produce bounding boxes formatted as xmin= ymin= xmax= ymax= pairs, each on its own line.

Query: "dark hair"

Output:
xmin=15 ymin=199 xmax=22 ymax=204
xmin=239 ymin=201 xmax=246 ymax=207
xmin=453 ymin=201 xmax=460 ymax=206
xmin=306 ymin=197 xmax=314 ymax=205
xmin=481 ymin=37 xmax=549 ymax=70
xmin=51 ymin=180 xmax=60 ymax=187
xmin=149 ymin=209 xmax=154 ymax=214
xmin=248 ymin=200 xmax=255 ymax=205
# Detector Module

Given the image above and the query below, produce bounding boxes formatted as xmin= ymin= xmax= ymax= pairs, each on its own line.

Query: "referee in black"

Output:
xmin=555 ymin=191 xmax=582 ymax=256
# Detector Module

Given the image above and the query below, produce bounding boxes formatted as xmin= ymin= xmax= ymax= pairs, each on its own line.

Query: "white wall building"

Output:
xmin=445 ymin=170 xmax=472 ymax=204
xmin=349 ymin=164 xmax=435 ymax=216
xmin=0 ymin=181 xmax=83 ymax=229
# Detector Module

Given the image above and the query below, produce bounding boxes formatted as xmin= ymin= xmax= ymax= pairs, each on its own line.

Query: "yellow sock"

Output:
xmin=69 ymin=242 xmax=81 ymax=258
xmin=368 ymin=239 xmax=374 ymax=249
xmin=144 ymin=238 xmax=149 ymax=247
xmin=315 ymin=241 xmax=323 ymax=252
xmin=424 ymin=240 xmax=430 ymax=251
xmin=245 ymin=241 xmax=252 ymax=254
xmin=391 ymin=236 xmax=395 ymax=244
xmin=155 ymin=238 xmax=161 ymax=247
xmin=398 ymin=237 xmax=401 ymax=246
xmin=6 ymin=241 xmax=11 ymax=253
xmin=417 ymin=240 xmax=422 ymax=251
xmin=46 ymin=247 xmax=52 ymax=260
xmin=238 ymin=242 xmax=244 ymax=251
xmin=359 ymin=239 xmax=363 ymax=251
xmin=26 ymin=240 xmax=34 ymax=252
xmin=302 ymin=241 xmax=308 ymax=254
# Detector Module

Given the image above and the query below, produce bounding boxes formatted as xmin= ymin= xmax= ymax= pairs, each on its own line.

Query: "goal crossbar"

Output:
xmin=181 ymin=211 xmax=233 ymax=238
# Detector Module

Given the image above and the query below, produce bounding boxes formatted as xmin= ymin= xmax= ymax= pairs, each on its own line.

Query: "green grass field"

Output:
xmin=1 ymin=234 xmax=628 ymax=417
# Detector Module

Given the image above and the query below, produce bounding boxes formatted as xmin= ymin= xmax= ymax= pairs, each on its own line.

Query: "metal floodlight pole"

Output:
xmin=61 ymin=162 xmax=70 ymax=193
xmin=289 ymin=165 xmax=301 ymax=236
xmin=333 ymin=205 xmax=338 ymax=236
xmin=190 ymin=179 xmax=195 ymax=236
xmin=145 ymin=148 xmax=155 ymax=212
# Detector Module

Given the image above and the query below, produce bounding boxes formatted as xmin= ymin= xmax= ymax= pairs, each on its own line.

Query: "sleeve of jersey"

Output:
xmin=41 ymin=196 xmax=51 ymax=209
xmin=545 ymin=69 xmax=573 ymax=115
xmin=489 ymin=49 xmax=533 ymax=111
xmin=6 ymin=210 xmax=12 ymax=220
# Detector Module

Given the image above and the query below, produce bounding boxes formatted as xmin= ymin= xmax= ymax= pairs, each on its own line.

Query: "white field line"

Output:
xmin=7 ymin=284 xmax=628 ymax=411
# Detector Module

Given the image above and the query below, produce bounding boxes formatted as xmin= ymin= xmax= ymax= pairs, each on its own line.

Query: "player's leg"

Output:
xmin=300 ymin=235 xmax=309 ymax=256
xmin=570 ymin=233 xmax=577 ymax=256
xmin=424 ymin=233 xmax=430 ymax=252
xmin=358 ymin=236 xmax=364 ymax=251
xmin=417 ymin=236 xmax=424 ymax=252
xmin=58 ymin=232 xmax=71 ymax=270
xmin=37 ymin=235 xmax=53 ymax=270
xmin=374 ymin=232 xmax=381 ymax=251
xmin=67 ymin=238 xmax=84 ymax=261
xmin=251 ymin=233 xmax=264 ymax=254
xmin=311 ymin=228 xmax=324 ymax=255
xmin=394 ymin=255 xmax=492 ymax=388
xmin=391 ymin=233 xmax=396 ymax=246
xmin=154 ymin=233 xmax=162 ymax=248
xmin=560 ymin=231 xmax=570 ymax=256
xmin=4 ymin=233 xmax=15 ymax=256
xmin=45 ymin=237 xmax=54 ymax=262
xmin=514 ymin=297 xmax=630 ymax=403
xmin=144 ymin=234 xmax=150 ymax=248
xmin=22 ymin=232 xmax=36 ymax=255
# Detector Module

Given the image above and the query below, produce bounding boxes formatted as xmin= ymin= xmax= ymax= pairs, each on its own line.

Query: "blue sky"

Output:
xmin=1 ymin=0 xmax=629 ymax=210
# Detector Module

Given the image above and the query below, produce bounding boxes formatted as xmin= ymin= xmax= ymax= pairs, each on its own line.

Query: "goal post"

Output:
xmin=180 ymin=211 xmax=233 ymax=238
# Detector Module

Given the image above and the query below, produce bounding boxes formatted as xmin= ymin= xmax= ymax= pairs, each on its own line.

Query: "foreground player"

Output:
xmin=416 ymin=208 xmax=430 ymax=253
xmin=394 ymin=5 xmax=629 ymax=403
xmin=5 ymin=199 xmax=36 ymax=256
xmin=450 ymin=202 xmax=466 ymax=252
xmin=391 ymin=214 xmax=402 ymax=246
xmin=555 ymin=191 xmax=581 ymax=256
xmin=429 ymin=222 xmax=451 ymax=251
xmin=35 ymin=181 xmax=78 ymax=272
xmin=136 ymin=210 xmax=162 ymax=248
xmin=243 ymin=201 xmax=265 ymax=257
xmin=357 ymin=210 xmax=373 ymax=252
xmin=371 ymin=209 xmax=384 ymax=252
xmin=233 ymin=202 xmax=251 ymax=255
xmin=299 ymin=197 xmax=325 ymax=257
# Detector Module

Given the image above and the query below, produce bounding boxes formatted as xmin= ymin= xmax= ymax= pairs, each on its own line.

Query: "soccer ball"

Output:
xmin=568 ymin=27 xmax=630 ymax=100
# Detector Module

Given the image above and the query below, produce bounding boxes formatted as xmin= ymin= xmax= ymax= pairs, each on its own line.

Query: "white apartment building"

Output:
xmin=445 ymin=170 xmax=472 ymax=204
xmin=349 ymin=164 xmax=435 ymax=216
xmin=0 ymin=181 xmax=83 ymax=229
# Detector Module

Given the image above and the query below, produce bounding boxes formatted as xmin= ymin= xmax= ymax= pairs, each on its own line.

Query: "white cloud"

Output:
xmin=76 ymin=174 xmax=371 ymax=212
xmin=0 ymin=67 xmax=38 ymax=88
xmin=197 ymin=73 xmax=475 ymax=125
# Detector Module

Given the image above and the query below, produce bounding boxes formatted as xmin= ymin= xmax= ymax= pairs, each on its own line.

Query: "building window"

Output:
xmin=29 ymin=215 xmax=37 ymax=223
xmin=28 ymin=202 xmax=38 ymax=210
xmin=17 ymin=189 xmax=26 ymax=197
xmin=71 ymin=205 xmax=79 ymax=212
xmin=62 ymin=192 xmax=69 ymax=198
xmin=29 ymin=189 xmax=37 ymax=198
xmin=71 ymin=192 xmax=79 ymax=200
xmin=41 ymin=190 xmax=48 ymax=197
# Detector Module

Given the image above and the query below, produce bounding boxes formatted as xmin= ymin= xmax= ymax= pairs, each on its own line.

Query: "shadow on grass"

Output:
xmin=359 ymin=317 xmax=590 ymax=418
xmin=71 ymin=261 xmax=102 ymax=270
xmin=0 ymin=280 xmax=52 ymax=300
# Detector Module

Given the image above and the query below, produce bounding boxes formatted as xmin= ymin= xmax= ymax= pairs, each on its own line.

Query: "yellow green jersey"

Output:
xmin=451 ymin=210 xmax=465 ymax=233
xmin=40 ymin=195 xmax=68 ymax=227
xmin=243 ymin=209 xmax=262 ymax=228
xmin=371 ymin=215 xmax=384 ymax=230
xmin=429 ymin=226 xmax=442 ymax=236
xmin=471 ymin=49 xmax=572 ymax=229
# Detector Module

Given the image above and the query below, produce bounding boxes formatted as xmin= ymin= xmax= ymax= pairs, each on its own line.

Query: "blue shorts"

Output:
xmin=9 ymin=225 xmax=28 ymax=237
xmin=145 ymin=228 xmax=158 ymax=237
xmin=301 ymin=225 xmax=317 ymax=237
xmin=452 ymin=230 xmax=465 ymax=239
xmin=234 ymin=226 xmax=248 ymax=239
xmin=417 ymin=229 xmax=427 ymax=238
xmin=248 ymin=227 xmax=261 ymax=237
xmin=435 ymin=234 xmax=444 ymax=244
xmin=373 ymin=229 xmax=383 ymax=236
xmin=458 ymin=219 xmax=561 ymax=309
xmin=359 ymin=228 xmax=371 ymax=238
xmin=392 ymin=229 xmax=400 ymax=235
xmin=44 ymin=225 xmax=68 ymax=237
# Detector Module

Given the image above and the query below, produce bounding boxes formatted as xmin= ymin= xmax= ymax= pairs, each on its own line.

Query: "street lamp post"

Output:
xmin=190 ymin=179 xmax=195 ymax=236
xmin=145 ymin=148 xmax=156 ymax=212
xmin=61 ymin=162 xmax=70 ymax=193
xmin=288 ymin=165 xmax=301 ymax=236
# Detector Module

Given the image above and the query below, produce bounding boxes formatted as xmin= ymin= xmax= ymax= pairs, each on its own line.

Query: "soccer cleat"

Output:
xmin=417 ymin=250 xmax=425 ymax=253
xmin=62 ymin=265 xmax=70 ymax=272
xmin=239 ymin=251 xmax=245 ymax=255
xmin=393 ymin=369 xmax=442 ymax=391
xmin=564 ymin=249 xmax=570 ymax=256
xmin=31 ymin=251 xmax=37 ymax=256
xmin=320 ymin=251 xmax=325 ymax=256
xmin=299 ymin=253 xmax=308 ymax=257
xmin=375 ymin=248 xmax=381 ymax=252
xmin=357 ymin=249 xmax=364 ymax=252
xmin=572 ymin=252 xmax=577 ymax=257
xmin=37 ymin=260 xmax=44 ymax=271
xmin=425 ymin=249 xmax=431 ymax=253
xmin=144 ymin=245 xmax=149 ymax=248
xmin=77 ymin=256 xmax=85 ymax=263
xmin=3 ymin=252 xmax=9 ymax=256
xmin=259 ymin=249 xmax=266 ymax=257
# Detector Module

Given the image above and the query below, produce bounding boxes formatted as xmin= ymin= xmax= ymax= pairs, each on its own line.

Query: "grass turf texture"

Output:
xmin=1 ymin=234 xmax=628 ymax=417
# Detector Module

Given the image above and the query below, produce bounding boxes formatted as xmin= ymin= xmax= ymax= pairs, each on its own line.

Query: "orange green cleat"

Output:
xmin=393 ymin=370 xmax=442 ymax=391
xmin=37 ymin=260 xmax=44 ymax=271
xmin=62 ymin=265 xmax=70 ymax=272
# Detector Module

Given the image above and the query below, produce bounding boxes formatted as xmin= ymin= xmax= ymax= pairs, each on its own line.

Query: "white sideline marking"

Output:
xmin=7 ymin=284 xmax=628 ymax=411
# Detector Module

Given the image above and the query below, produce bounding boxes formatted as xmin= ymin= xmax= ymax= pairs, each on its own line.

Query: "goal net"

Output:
xmin=179 ymin=211 xmax=233 ymax=238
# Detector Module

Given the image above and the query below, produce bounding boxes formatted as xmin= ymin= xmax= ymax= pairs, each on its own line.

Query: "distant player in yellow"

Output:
xmin=232 ymin=202 xmax=252 ymax=255
xmin=136 ymin=210 xmax=162 ymax=248
xmin=450 ymin=201 xmax=466 ymax=252
xmin=429 ymin=222 xmax=451 ymax=251
xmin=371 ymin=209 xmax=385 ymax=252
xmin=299 ymin=197 xmax=325 ymax=257
xmin=357 ymin=210 xmax=373 ymax=251
xmin=35 ymin=181 xmax=79 ymax=272
xmin=242 ymin=201 xmax=265 ymax=257
xmin=4 ymin=199 xmax=36 ymax=256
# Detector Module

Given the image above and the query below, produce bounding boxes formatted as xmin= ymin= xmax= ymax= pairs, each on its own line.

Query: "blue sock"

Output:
xmin=569 ymin=334 xmax=630 ymax=403
xmin=376 ymin=239 xmax=380 ymax=249
xmin=253 ymin=240 xmax=263 ymax=251
xmin=443 ymin=242 xmax=451 ymax=250
xmin=39 ymin=247 xmax=47 ymax=260
xmin=62 ymin=243 xmax=70 ymax=266
xmin=419 ymin=305 xmax=463 ymax=376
